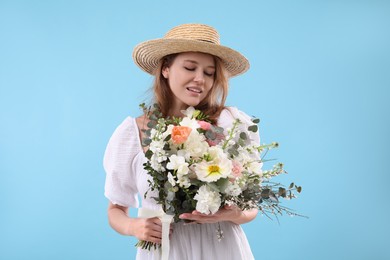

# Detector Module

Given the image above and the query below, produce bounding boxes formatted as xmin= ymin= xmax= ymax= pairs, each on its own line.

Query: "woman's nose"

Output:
xmin=193 ymin=70 xmax=205 ymax=85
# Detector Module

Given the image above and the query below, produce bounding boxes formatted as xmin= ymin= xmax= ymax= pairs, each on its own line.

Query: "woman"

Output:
xmin=104 ymin=23 xmax=260 ymax=260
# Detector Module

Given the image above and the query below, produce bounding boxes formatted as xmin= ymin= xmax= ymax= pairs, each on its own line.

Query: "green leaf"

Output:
xmin=216 ymin=178 xmax=229 ymax=192
xmin=289 ymin=182 xmax=295 ymax=189
xmin=261 ymin=188 xmax=270 ymax=199
xmin=145 ymin=129 xmax=152 ymax=137
xmin=278 ymin=187 xmax=287 ymax=198
xmin=252 ymin=118 xmax=260 ymax=124
xmin=297 ymin=186 xmax=302 ymax=193
xmin=212 ymin=126 xmax=224 ymax=134
xmin=207 ymin=183 xmax=220 ymax=192
xmin=149 ymin=114 xmax=158 ymax=121
xmin=139 ymin=103 xmax=146 ymax=109
xmin=240 ymin=132 xmax=247 ymax=140
xmin=145 ymin=150 xmax=153 ymax=159
xmin=147 ymin=120 xmax=157 ymax=128
xmin=182 ymin=200 xmax=191 ymax=210
xmin=164 ymin=134 xmax=171 ymax=142
xmin=228 ymin=148 xmax=239 ymax=157
xmin=248 ymin=125 xmax=258 ymax=132
xmin=163 ymin=143 xmax=170 ymax=151
xmin=142 ymin=138 xmax=152 ymax=146
xmin=156 ymin=174 xmax=167 ymax=182
xmin=205 ymin=130 xmax=216 ymax=140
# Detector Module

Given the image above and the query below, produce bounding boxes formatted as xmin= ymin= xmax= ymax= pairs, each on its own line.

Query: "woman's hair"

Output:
xmin=151 ymin=53 xmax=229 ymax=124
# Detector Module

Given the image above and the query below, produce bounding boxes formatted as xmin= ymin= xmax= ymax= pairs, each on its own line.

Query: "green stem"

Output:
xmin=222 ymin=119 xmax=240 ymax=150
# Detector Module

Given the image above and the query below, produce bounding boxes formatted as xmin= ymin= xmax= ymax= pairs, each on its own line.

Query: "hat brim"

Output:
xmin=132 ymin=39 xmax=249 ymax=77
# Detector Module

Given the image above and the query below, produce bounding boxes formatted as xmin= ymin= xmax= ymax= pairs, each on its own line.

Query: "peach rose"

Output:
xmin=171 ymin=126 xmax=192 ymax=145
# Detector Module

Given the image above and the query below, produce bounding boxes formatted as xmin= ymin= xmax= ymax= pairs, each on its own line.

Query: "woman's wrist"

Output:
xmin=125 ymin=217 xmax=136 ymax=236
xmin=108 ymin=203 xmax=136 ymax=236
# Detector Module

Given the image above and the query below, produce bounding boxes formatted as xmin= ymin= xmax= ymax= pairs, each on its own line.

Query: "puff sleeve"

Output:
xmin=103 ymin=117 xmax=140 ymax=208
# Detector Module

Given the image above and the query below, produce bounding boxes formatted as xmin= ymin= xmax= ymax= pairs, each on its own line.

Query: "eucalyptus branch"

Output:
xmin=222 ymin=119 xmax=241 ymax=150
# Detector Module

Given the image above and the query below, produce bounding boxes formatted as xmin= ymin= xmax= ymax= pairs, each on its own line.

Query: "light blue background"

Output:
xmin=1 ymin=0 xmax=389 ymax=259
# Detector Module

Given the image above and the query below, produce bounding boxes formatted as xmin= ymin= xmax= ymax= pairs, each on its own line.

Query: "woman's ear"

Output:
xmin=162 ymin=67 xmax=169 ymax=79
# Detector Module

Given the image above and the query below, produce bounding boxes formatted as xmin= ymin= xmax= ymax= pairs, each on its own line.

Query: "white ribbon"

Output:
xmin=138 ymin=208 xmax=174 ymax=260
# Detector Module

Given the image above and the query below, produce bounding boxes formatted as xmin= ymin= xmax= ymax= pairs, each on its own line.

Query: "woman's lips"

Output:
xmin=186 ymin=87 xmax=202 ymax=94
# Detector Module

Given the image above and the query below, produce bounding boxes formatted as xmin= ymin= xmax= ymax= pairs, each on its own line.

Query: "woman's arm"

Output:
xmin=107 ymin=202 xmax=166 ymax=244
xmin=179 ymin=205 xmax=258 ymax=225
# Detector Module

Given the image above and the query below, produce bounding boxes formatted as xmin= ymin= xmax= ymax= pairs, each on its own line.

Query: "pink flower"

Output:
xmin=231 ymin=161 xmax=243 ymax=179
xmin=198 ymin=120 xmax=212 ymax=131
xmin=171 ymin=126 xmax=192 ymax=145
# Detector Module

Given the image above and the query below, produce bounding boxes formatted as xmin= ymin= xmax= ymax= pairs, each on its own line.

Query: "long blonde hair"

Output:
xmin=150 ymin=53 xmax=229 ymax=124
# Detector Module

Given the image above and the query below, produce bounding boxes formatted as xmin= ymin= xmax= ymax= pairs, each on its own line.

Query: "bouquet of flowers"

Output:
xmin=136 ymin=104 xmax=302 ymax=250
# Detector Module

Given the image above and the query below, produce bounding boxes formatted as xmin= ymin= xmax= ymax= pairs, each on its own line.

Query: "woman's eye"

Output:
xmin=204 ymin=71 xmax=215 ymax=77
xmin=184 ymin=67 xmax=195 ymax=71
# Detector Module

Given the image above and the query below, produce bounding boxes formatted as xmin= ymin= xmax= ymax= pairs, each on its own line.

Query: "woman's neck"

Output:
xmin=168 ymin=104 xmax=189 ymax=118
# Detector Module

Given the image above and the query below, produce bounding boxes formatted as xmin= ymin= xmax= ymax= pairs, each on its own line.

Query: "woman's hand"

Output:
xmin=107 ymin=202 xmax=172 ymax=244
xmin=179 ymin=205 xmax=258 ymax=225
xmin=129 ymin=217 xmax=174 ymax=244
xmin=131 ymin=217 xmax=164 ymax=244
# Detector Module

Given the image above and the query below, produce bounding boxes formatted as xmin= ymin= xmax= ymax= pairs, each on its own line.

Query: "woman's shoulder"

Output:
xmin=217 ymin=106 xmax=261 ymax=145
xmin=106 ymin=115 xmax=142 ymax=150
xmin=113 ymin=116 xmax=137 ymax=135
xmin=112 ymin=114 xmax=147 ymax=132
xmin=218 ymin=106 xmax=255 ymax=127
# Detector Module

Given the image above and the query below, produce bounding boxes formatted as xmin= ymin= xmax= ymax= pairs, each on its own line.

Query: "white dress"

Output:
xmin=104 ymin=107 xmax=259 ymax=260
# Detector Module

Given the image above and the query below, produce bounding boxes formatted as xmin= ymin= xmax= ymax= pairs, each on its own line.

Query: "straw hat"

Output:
xmin=132 ymin=23 xmax=250 ymax=77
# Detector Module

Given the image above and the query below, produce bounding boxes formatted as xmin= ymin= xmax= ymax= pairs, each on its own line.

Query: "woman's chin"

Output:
xmin=184 ymin=99 xmax=203 ymax=108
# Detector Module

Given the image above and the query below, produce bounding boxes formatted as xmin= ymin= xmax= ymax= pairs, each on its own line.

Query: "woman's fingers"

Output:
xmin=140 ymin=217 xmax=174 ymax=243
xmin=180 ymin=213 xmax=214 ymax=223
xmin=179 ymin=207 xmax=242 ymax=224
xmin=145 ymin=229 xmax=164 ymax=243
xmin=136 ymin=217 xmax=161 ymax=243
xmin=147 ymin=217 xmax=162 ymax=227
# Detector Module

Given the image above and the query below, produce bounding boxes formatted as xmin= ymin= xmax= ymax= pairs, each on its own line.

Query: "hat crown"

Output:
xmin=164 ymin=24 xmax=220 ymax=45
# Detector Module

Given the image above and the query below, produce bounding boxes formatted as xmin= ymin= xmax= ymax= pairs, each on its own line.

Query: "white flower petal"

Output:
xmin=194 ymin=185 xmax=221 ymax=215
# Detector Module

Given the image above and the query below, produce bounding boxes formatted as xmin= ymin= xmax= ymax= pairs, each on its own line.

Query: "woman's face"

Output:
xmin=162 ymin=52 xmax=215 ymax=113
